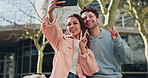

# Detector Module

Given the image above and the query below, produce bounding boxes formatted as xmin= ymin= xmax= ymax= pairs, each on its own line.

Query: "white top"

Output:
xmin=70 ymin=39 xmax=80 ymax=75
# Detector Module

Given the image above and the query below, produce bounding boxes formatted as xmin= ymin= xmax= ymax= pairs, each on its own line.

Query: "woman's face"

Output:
xmin=66 ymin=17 xmax=81 ymax=39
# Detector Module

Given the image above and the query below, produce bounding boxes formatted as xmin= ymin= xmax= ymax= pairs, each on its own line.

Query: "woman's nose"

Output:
xmin=69 ymin=24 xmax=75 ymax=27
xmin=69 ymin=26 xmax=74 ymax=30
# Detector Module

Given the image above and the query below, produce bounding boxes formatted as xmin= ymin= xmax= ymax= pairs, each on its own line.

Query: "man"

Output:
xmin=80 ymin=6 xmax=133 ymax=78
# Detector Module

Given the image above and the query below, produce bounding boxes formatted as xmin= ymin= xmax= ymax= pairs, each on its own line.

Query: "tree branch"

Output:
xmin=108 ymin=0 xmax=120 ymax=27
xmin=97 ymin=0 xmax=107 ymax=15
xmin=78 ymin=0 xmax=94 ymax=9
xmin=28 ymin=0 xmax=42 ymax=23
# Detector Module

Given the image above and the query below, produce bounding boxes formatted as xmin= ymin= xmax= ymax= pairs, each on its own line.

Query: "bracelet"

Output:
xmin=48 ymin=17 xmax=56 ymax=24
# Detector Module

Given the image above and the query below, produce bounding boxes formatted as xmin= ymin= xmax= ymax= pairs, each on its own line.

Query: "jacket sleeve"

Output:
xmin=41 ymin=16 xmax=63 ymax=51
xmin=113 ymin=36 xmax=133 ymax=63
xmin=78 ymin=49 xmax=99 ymax=76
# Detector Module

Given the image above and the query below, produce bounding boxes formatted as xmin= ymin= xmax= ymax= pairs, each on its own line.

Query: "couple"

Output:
xmin=42 ymin=0 xmax=133 ymax=78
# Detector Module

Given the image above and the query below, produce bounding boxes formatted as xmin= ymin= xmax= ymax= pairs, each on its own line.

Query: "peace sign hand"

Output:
xmin=106 ymin=23 xmax=120 ymax=39
xmin=79 ymin=30 xmax=88 ymax=54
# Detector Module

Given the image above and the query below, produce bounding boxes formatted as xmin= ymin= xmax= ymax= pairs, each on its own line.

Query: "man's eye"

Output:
xmin=90 ymin=15 xmax=93 ymax=18
xmin=83 ymin=17 xmax=87 ymax=20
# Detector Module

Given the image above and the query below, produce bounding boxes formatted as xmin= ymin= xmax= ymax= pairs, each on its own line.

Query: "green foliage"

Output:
xmin=77 ymin=0 xmax=94 ymax=9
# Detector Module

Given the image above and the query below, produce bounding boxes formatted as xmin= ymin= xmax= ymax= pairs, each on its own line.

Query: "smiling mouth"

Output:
xmin=71 ymin=29 xmax=76 ymax=33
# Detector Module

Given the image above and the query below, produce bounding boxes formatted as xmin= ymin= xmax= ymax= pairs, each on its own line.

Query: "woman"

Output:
xmin=42 ymin=0 xmax=99 ymax=78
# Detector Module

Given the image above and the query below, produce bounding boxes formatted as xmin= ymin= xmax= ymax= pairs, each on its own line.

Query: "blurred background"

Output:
xmin=0 ymin=0 xmax=147 ymax=78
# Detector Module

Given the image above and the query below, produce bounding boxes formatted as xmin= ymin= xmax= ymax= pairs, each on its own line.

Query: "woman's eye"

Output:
xmin=74 ymin=23 xmax=78 ymax=24
xmin=67 ymin=24 xmax=71 ymax=26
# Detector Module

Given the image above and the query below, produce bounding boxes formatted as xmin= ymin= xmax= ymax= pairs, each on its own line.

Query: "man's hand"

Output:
xmin=106 ymin=23 xmax=120 ymax=39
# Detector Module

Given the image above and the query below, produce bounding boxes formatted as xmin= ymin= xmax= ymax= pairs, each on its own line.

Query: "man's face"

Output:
xmin=81 ymin=11 xmax=99 ymax=29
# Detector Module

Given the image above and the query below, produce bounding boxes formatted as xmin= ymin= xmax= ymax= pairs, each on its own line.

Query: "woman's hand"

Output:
xmin=48 ymin=0 xmax=65 ymax=22
xmin=48 ymin=0 xmax=65 ymax=14
xmin=79 ymin=30 xmax=88 ymax=55
xmin=106 ymin=23 xmax=120 ymax=39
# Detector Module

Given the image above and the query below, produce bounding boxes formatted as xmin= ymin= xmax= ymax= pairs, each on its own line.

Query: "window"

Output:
xmin=42 ymin=54 xmax=54 ymax=72
xmin=0 ymin=53 xmax=14 ymax=78
xmin=15 ymin=39 xmax=54 ymax=78
xmin=0 ymin=61 xmax=4 ymax=73
xmin=31 ymin=55 xmax=37 ymax=72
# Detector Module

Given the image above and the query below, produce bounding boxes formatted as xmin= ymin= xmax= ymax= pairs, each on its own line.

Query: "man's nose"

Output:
xmin=86 ymin=17 xmax=91 ymax=20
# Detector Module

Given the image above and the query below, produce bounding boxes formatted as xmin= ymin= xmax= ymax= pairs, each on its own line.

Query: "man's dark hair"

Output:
xmin=80 ymin=6 xmax=99 ymax=18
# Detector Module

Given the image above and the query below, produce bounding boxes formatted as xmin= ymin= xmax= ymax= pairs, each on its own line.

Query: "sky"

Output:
xmin=0 ymin=1 xmax=16 ymax=12
xmin=0 ymin=0 xmax=36 ymax=26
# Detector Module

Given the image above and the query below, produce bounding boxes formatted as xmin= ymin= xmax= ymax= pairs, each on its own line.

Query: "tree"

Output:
xmin=0 ymin=0 xmax=68 ymax=73
xmin=125 ymin=0 xmax=148 ymax=62
xmin=0 ymin=0 xmax=49 ymax=73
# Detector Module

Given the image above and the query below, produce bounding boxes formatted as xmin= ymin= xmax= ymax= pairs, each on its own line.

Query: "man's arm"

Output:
xmin=113 ymin=36 xmax=133 ymax=63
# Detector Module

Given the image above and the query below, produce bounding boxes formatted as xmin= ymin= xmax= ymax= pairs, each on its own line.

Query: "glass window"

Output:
xmin=6 ymin=75 xmax=9 ymax=78
xmin=18 ymin=49 xmax=22 ymax=56
xmin=0 ymin=75 xmax=3 ymax=78
xmin=18 ymin=57 xmax=22 ymax=73
xmin=23 ymin=56 xmax=30 ymax=73
xmin=42 ymin=54 xmax=54 ymax=72
xmin=31 ymin=46 xmax=38 ymax=54
xmin=18 ymin=41 xmax=23 ymax=48
xmin=24 ymin=39 xmax=31 ymax=46
xmin=16 ymin=75 xmax=21 ymax=78
xmin=43 ymin=44 xmax=54 ymax=52
xmin=31 ymin=55 xmax=37 ymax=72
xmin=0 ymin=61 xmax=4 ymax=73
xmin=15 ymin=39 xmax=60 ymax=77
xmin=23 ymin=47 xmax=30 ymax=55
xmin=0 ymin=54 xmax=4 ymax=60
